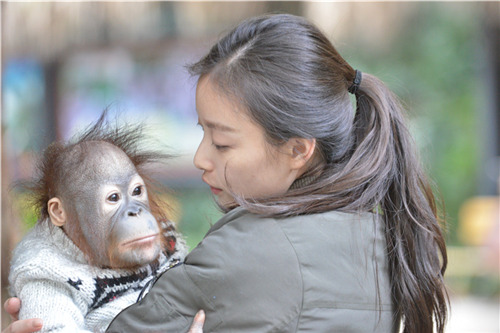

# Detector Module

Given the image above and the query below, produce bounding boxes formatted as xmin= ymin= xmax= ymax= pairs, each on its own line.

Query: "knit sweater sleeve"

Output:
xmin=9 ymin=224 xmax=93 ymax=333
xmin=15 ymin=278 xmax=92 ymax=333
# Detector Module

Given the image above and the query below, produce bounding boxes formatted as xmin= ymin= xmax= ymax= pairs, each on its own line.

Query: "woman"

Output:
xmin=4 ymin=13 xmax=448 ymax=332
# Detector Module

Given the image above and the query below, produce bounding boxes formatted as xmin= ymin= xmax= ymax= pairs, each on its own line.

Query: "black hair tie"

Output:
xmin=348 ymin=70 xmax=362 ymax=94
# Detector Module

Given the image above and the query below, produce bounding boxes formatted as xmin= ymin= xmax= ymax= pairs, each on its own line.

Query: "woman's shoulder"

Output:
xmin=199 ymin=207 xmax=297 ymax=249
xmin=278 ymin=210 xmax=380 ymax=239
xmin=197 ymin=208 xmax=379 ymax=252
xmin=185 ymin=208 xmax=303 ymax=276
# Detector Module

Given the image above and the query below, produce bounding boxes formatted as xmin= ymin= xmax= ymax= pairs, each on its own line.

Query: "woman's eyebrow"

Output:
xmin=204 ymin=120 xmax=237 ymax=133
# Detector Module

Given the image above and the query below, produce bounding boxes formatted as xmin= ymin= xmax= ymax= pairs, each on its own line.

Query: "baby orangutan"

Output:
xmin=9 ymin=115 xmax=187 ymax=332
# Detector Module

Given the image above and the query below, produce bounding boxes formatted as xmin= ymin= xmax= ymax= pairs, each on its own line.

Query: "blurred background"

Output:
xmin=1 ymin=2 xmax=499 ymax=331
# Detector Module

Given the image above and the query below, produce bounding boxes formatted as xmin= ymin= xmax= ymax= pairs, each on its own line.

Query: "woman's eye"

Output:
xmin=107 ymin=193 xmax=120 ymax=202
xmin=213 ymin=143 xmax=229 ymax=151
xmin=132 ymin=186 xmax=143 ymax=196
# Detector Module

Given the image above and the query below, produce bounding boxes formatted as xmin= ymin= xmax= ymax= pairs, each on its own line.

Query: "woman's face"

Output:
xmin=193 ymin=76 xmax=299 ymax=207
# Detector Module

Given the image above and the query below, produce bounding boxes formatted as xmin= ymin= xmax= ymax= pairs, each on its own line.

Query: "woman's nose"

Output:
xmin=193 ymin=140 xmax=212 ymax=171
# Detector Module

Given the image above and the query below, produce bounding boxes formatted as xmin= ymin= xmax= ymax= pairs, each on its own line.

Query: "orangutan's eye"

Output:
xmin=132 ymin=186 xmax=143 ymax=196
xmin=107 ymin=193 xmax=120 ymax=202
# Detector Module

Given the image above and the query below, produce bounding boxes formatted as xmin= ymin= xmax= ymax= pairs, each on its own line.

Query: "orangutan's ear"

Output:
xmin=48 ymin=197 xmax=67 ymax=227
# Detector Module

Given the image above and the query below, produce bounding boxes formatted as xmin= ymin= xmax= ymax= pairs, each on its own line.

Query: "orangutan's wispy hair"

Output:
xmin=24 ymin=110 xmax=174 ymax=225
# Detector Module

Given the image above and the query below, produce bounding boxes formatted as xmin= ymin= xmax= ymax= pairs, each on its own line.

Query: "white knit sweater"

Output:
xmin=9 ymin=221 xmax=187 ymax=333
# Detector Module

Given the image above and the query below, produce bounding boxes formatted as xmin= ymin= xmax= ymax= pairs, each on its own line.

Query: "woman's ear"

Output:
xmin=288 ymin=138 xmax=317 ymax=171
xmin=48 ymin=197 xmax=67 ymax=227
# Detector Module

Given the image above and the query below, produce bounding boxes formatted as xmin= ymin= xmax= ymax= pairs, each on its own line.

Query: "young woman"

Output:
xmin=4 ymin=13 xmax=448 ymax=333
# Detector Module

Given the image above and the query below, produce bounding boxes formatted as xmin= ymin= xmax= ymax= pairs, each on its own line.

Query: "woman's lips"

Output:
xmin=210 ymin=186 xmax=222 ymax=195
xmin=203 ymin=176 xmax=222 ymax=195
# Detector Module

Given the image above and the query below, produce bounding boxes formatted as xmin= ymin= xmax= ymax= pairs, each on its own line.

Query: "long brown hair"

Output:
xmin=189 ymin=13 xmax=448 ymax=332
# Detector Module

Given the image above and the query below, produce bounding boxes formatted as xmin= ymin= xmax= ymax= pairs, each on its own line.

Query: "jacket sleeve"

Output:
xmin=107 ymin=214 xmax=303 ymax=332
xmin=106 ymin=252 xmax=223 ymax=332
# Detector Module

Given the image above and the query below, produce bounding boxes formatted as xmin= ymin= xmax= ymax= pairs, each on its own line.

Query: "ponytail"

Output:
xmin=353 ymin=74 xmax=448 ymax=333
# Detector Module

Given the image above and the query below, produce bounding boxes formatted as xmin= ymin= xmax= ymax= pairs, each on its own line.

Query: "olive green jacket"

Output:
xmin=107 ymin=207 xmax=396 ymax=332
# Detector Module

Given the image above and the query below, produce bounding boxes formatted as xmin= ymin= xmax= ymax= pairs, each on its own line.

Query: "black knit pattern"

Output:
xmin=89 ymin=260 xmax=161 ymax=311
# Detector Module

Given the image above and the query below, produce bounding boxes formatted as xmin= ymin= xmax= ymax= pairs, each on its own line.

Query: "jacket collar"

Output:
xmin=205 ymin=206 xmax=249 ymax=236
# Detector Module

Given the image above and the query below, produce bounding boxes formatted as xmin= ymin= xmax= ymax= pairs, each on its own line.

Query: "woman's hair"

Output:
xmin=188 ymin=13 xmax=448 ymax=332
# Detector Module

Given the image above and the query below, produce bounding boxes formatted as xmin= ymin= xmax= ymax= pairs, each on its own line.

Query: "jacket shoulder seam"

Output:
xmin=271 ymin=218 xmax=304 ymax=332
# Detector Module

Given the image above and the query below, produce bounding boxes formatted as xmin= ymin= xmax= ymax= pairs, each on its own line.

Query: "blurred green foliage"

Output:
xmin=171 ymin=187 xmax=223 ymax=250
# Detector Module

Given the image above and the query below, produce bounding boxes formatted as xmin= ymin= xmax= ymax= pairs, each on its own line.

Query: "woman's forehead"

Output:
xmin=196 ymin=77 xmax=260 ymax=135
